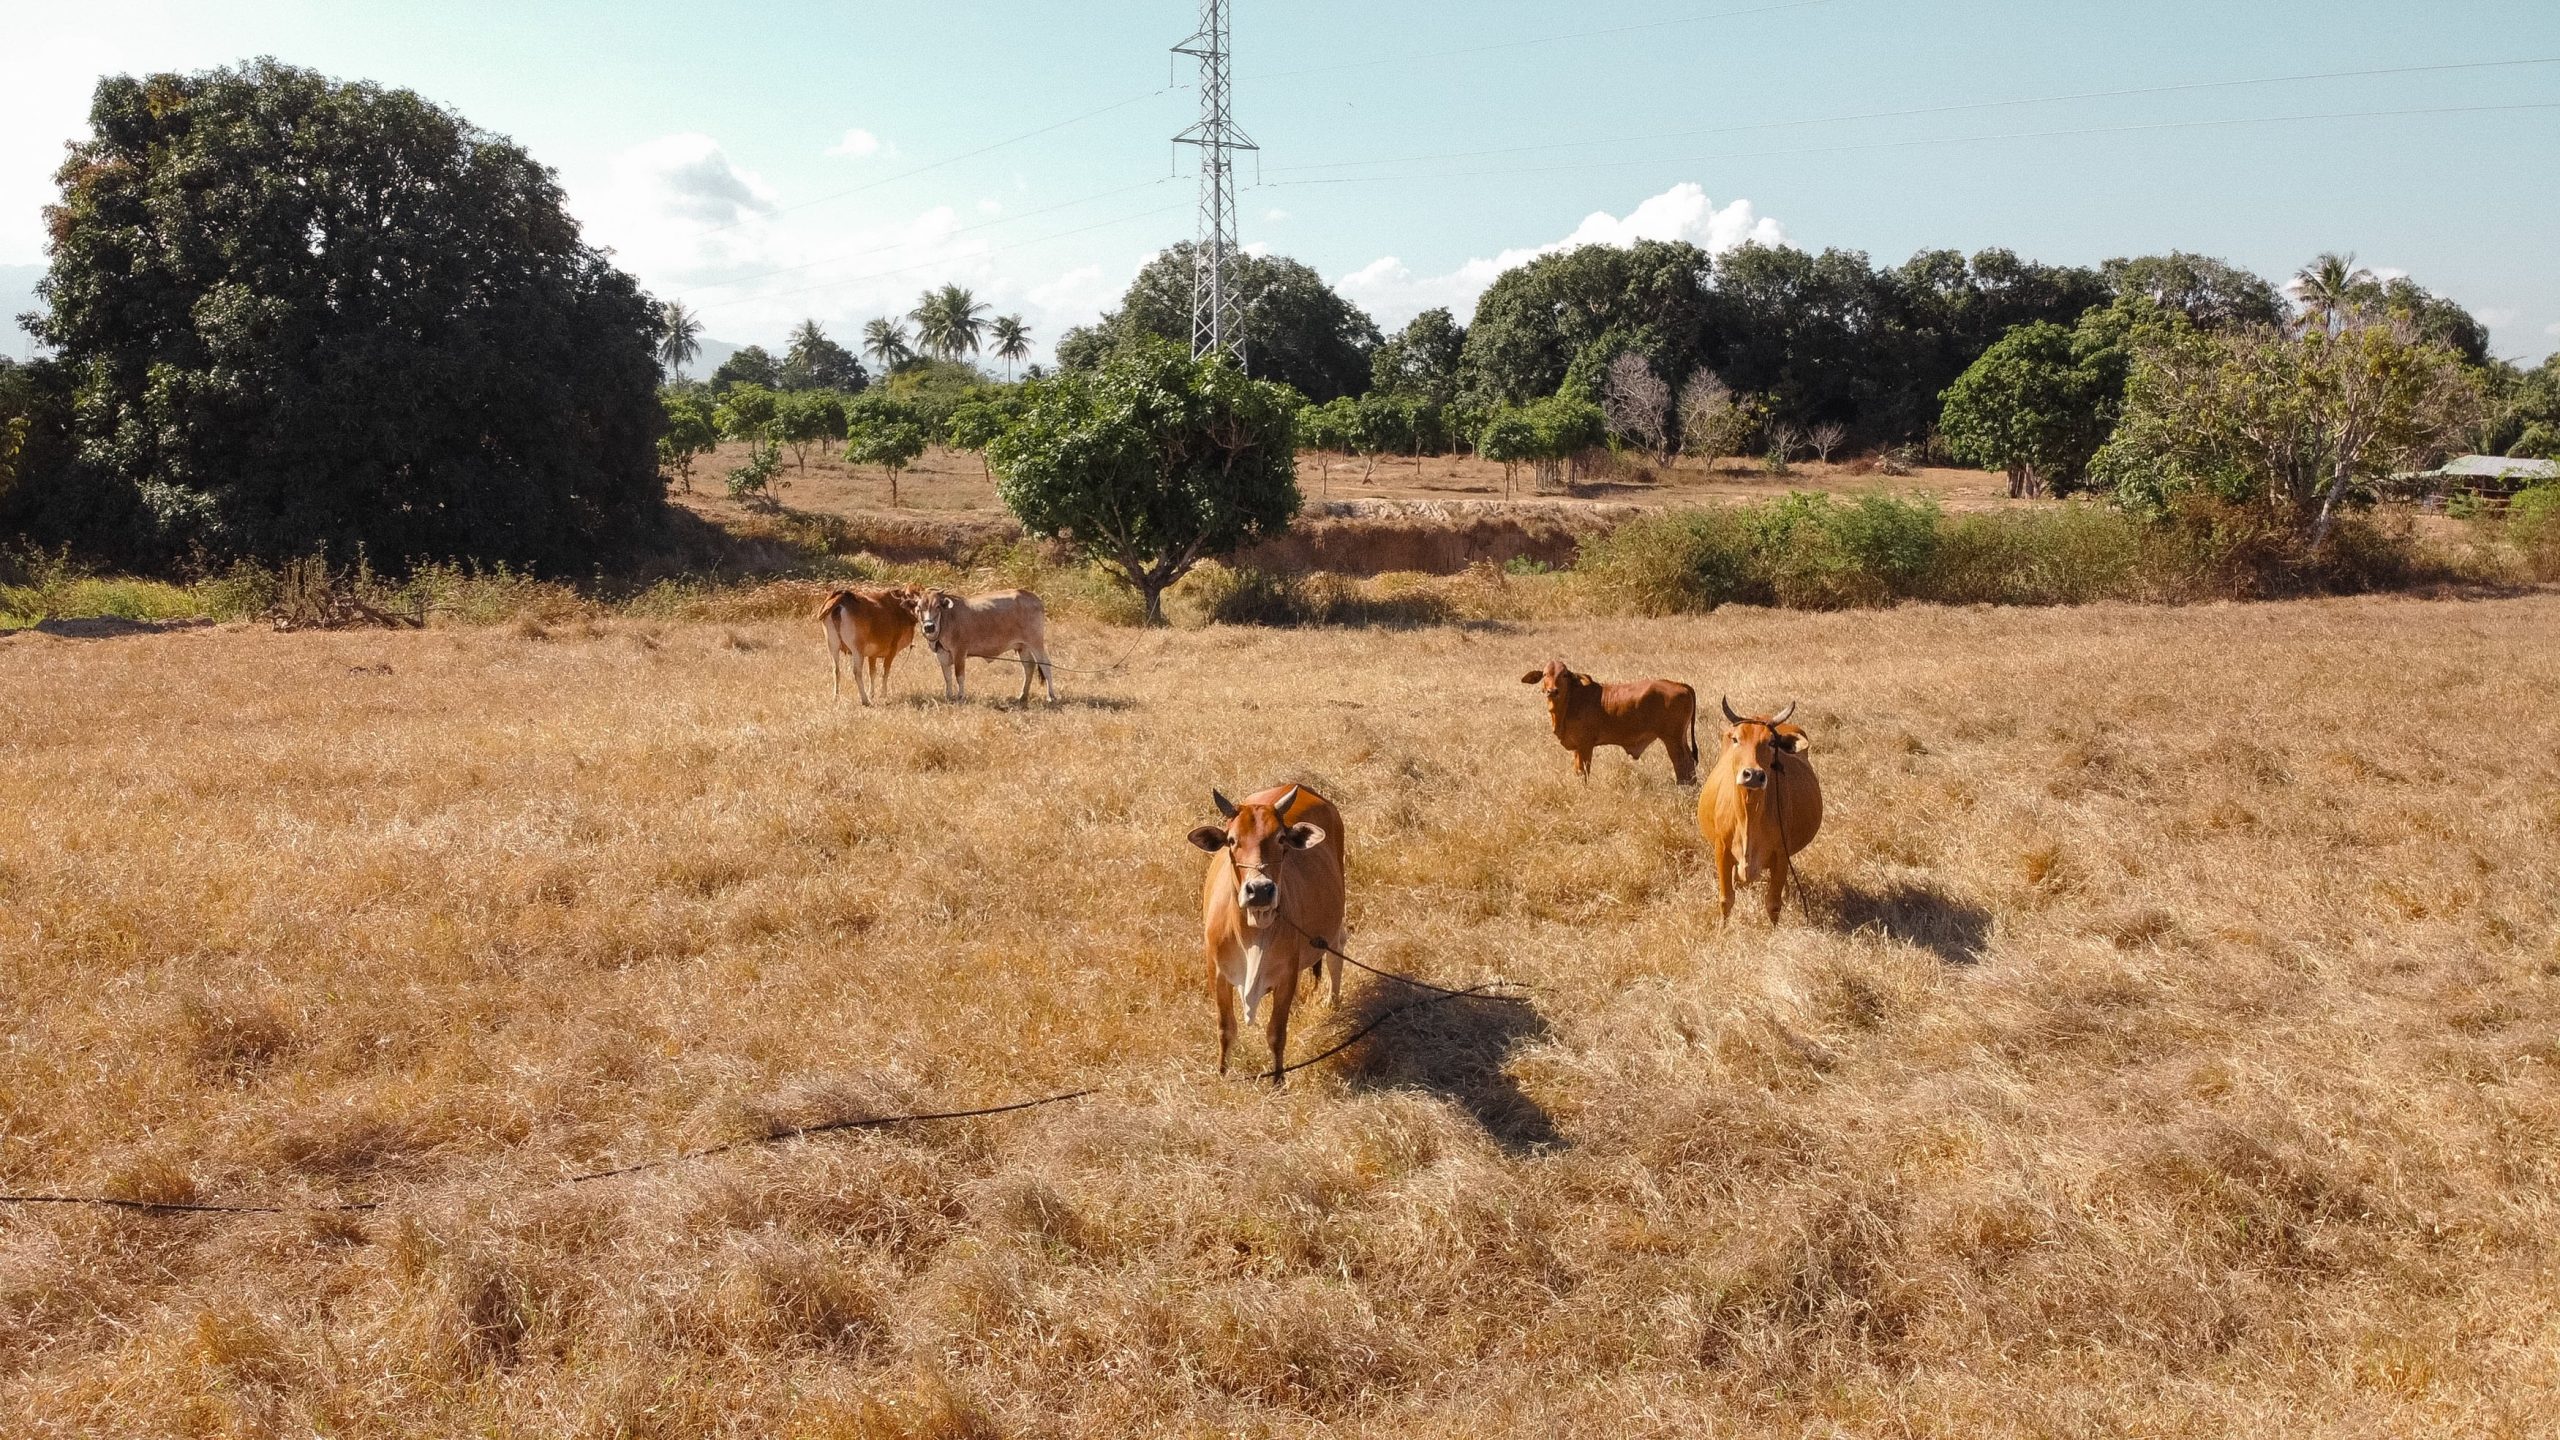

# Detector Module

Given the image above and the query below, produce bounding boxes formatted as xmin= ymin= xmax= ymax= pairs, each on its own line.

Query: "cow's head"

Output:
xmin=1519 ymin=658 xmax=1593 ymax=708
xmin=913 ymin=589 xmax=957 ymax=646
xmin=1719 ymin=697 xmax=1808 ymax=791
xmin=1187 ymin=785 xmax=1328 ymax=928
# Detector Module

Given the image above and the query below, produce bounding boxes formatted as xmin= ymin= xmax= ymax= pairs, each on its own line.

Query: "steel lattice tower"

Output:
xmin=1172 ymin=0 xmax=1256 ymax=364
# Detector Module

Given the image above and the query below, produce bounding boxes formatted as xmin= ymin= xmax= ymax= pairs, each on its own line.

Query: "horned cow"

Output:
xmin=1697 ymin=698 xmax=1823 ymax=922
xmin=914 ymin=588 xmax=1058 ymax=704
xmin=1186 ymin=784 xmax=1347 ymax=1085
xmin=1520 ymin=658 xmax=1700 ymax=784
xmin=817 ymin=585 xmax=922 ymax=705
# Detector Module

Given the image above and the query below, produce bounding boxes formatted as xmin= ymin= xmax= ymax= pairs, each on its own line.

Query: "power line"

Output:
xmin=1250 ymin=0 xmax=1843 ymax=81
xmin=690 ymin=85 xmax=1187 ymax=237
xmin=1174 ymin=0 xmax=1255 ymax=362
xmin=1266 ymin=55 xmax=2560 ymax=176
xmin=675 ymin=177 xmax=1174 ymax=297
xmin=690 ymin=199 xmax=1189 ymax=313
xmin=1253 ymin=100 xmax=2560 ymax=190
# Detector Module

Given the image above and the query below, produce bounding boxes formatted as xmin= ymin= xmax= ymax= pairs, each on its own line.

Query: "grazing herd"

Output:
xmin=814 ymin=586 xmax=1822 ymax=1083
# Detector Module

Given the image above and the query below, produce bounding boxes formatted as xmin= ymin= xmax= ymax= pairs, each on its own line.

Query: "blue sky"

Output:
xmin=6 ymin=0 xmax=2558 ymax=369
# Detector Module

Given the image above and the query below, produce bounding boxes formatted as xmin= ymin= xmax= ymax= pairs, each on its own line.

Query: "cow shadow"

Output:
xmin=1328 ymin=975 xmax=1563 ymax=1154
xmin=1814 ymin=879 xmax=1994 ymax=967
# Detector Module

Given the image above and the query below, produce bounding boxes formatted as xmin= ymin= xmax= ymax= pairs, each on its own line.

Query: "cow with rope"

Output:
xmin=1186 ymin=783 xmax=1347 ymax=1084
xmin=1698 ymin=699 xmax=1824 ymax=923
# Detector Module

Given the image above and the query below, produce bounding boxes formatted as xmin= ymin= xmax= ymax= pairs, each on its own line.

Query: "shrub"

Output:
xmin=1576 ymin=508 xmax=1757 ymax=615
xmin=726 ymin=439 xmax=784 ymax=507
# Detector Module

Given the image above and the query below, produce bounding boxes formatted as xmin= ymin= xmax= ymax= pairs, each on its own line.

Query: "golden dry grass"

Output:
xmin=3 ymin=594 xmax=2558 ymax=1436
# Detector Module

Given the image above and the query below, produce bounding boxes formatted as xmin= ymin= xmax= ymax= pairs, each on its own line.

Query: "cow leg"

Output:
xmin=1673 ymin=736 xmax=1698 ymax=786
xmin=1327 ymin=933 xmax=1345 ymax=1007
xmin=1265 ymin=959 xmax=1301 ymax=1087
xmin=1015 ymin=645 xmax=1034 ymax=704
xmin=953 ymin=656 xmax=967 ymax=702
xmin=831 ymin=641 xmax=842 ymax=698
xmin=853 ymin=649 xmax=872 ymax=706
xmin=1765 ymin=853 xmax=1790 ymax=924
xmin=1215 ymin=961 xmax=1237 ymax=1075
xmin=1714 ymin=838 xmax=1737 ymax=922
xmin=1575 ymin=748 xmax=1592 ymax=782
xmin=1035 ymin=647 xmax=1057 ymax=703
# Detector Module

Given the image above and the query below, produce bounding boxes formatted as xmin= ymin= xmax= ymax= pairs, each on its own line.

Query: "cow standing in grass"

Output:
xmin=1187 ymin=784 xmax=1346 ymax=1085
xmin=817 ymin=584 xmax=922 ymax=705
xmin=1520 ymin=658 xmax=1700 ymax=784
xmin=1698 ymin=699 xmax=1823 ymax=922
xmin=913 ymin=588 xmax=1058 ymax=705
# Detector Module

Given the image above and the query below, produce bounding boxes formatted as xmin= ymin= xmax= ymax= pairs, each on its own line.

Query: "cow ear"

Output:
xmin=1282 ymin=823 xmax=1327 ymax=851
xmin=1187 ymin=825 xmax=1231 ymax=853
xmin=1776 ymin=730 xmax=1811 ymax=755
xmin=1519 ymin=669 xmax=1542 ymax=685
xmin=1212 ymin=789 xmax=1239 ymax=819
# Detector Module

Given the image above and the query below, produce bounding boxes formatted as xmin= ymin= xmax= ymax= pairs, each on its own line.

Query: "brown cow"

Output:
xmin=1186 ymin=783 xmax=1347 ymax=1085
xmin=817 ymin=585 xmax=922 ymax=705
xmin=1520 ymin=658 xmax=1700 ymax=784
xmin=914 ymin=588 xmax=1057 ymax=704
xmin=1697 ymin=698 xmax=1823 ymax=923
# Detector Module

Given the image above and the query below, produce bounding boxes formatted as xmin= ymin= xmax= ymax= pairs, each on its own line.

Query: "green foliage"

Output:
xmin=1371 ymin=308 xmax=1466 ymax=402
xmin=988 ymin=339 xmax=1300 ymax=624
xmin=877 ymin=358 xmax=1000 ymax=432
xmin=910 ymin=284 xmax=991 ymax=362
xmin=709 ymin=344 xmax=780 ymax=393
xmin=2509 ymin=484 xmax=2560 ymax=575
xmin=713 ymin=384 xmax=780 ymax=441
xmin=656 ymin=391 xmax=720 ymax=491
xmin=781 ymin=321 xmax=867 ymax=392
xmin=944 ymin=400 xmax=1011 ymax=454
xmin=1937 ymin=320 xmax=2123 ymax=496
xmin=1748 ymin=490 xmax=1944 ymax=607
xmin=772 ymin=389 xmax=848 ymax=470
xmin=842 ymin=399 xmax=929 ymax=506
xmin=1475 ymin=406 xmax=1541 ymax=496
xmin=2512 ymin=422 xmax=2560 ymax=461
xmin=1056 ymin=243 xmax=1379 ymax=402
xmin=2099 ymin=252 xmax=2287 ymax=330
xmin=27 ymin=59 xmax=665 ymax=572
xmin=2092 ymin=321 xmax=2483 ymax=543
xmin=725 ymin=437 xmax=782 ymax=507
xmin=1460 ymin=240 xmax=1717 ymax=410
xmin=1577 ymin=507 xmax=1758 ymax=615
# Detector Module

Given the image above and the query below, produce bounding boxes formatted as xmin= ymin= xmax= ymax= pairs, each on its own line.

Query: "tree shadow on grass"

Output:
xmin=1327 ymin=977 xmax=1563 ymax=1154
xmin=1813 ymin=879 xmax=1994 ymax=967
xmin=5 ymin=617 xmax=214 ymax=641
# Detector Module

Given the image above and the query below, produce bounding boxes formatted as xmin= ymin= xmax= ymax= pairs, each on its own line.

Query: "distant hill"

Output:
xmin=673 ymin=337 xmax=745 ymax=383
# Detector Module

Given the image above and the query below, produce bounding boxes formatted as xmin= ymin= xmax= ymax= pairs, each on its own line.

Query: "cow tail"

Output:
xmin=1687 ymin=700 xmax=1699 ymax=774
xmin=813 ymin=590 xmax=848 ymax=623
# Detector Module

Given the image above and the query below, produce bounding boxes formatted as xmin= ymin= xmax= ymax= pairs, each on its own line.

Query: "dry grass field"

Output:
xmin=679 ymin=439 xmax=2016 ymax=532
xmin=3 ymin=594 xmax=2558 ymax=1436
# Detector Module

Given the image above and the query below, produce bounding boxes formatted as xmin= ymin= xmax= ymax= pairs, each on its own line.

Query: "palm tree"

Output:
xmin=2294 ymin=252 xmax=2372 ymax=337
xmin=658 ymin=300 xmax=703 ymax=376
xmin=861 ymin=317 xmax=913 ymax=372
xmin=910 ymin=284 xmax=990 ymax=362
xmin=990 ymin=314 xmax=1032 ymax=381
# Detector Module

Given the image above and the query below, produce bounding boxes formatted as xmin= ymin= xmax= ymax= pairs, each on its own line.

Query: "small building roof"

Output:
xmin=2421 ymin=454 xmax=2559 ymax=482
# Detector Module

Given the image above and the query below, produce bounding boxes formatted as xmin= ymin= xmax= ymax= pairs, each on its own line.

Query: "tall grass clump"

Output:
xmin=1574 ymin=507 xmax=1757 ymax=616
xmin=2508 ymin=483 xmax=2560 ymax=581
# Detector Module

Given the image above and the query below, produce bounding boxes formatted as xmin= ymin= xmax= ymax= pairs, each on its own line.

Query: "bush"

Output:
xmin=1752 ymin=491 xmax=1942 ymax=608
xmin=1575 ymin=508 xmax=1757 ymax=616
xmin=1928 ymin=505 xmax=2143 ymax=605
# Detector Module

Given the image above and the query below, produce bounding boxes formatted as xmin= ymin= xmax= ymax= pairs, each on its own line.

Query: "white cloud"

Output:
xmin=2473 ymin=306 xmax=2518 ymax=329
xmin=2547 ymin=321 xmax=2560 ymax=338
xmin=605 ymin=133 xmax=777 ymax=228
xmin=977 ymin=198 xmax=1003 ymax=216
xmin=1263 ymin=208 xmax=1290 ymax=223
xmin=1334 ymin=182 xmax=1783 ymax=328
xmin=828 ymin=128 xmax=884 ymax=160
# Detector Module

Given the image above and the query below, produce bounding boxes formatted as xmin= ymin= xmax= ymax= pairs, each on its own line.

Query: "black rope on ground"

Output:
xmin=1274 ymin=981 xmax=1523 ymax=1077
xmin=0 ymin=1192 xmax=380 ymax=1216
xmin=1282 ymin=916 xmax=1537 ymax=1003
xmin=557 ymin=1088 xmax=1103 ymax=1186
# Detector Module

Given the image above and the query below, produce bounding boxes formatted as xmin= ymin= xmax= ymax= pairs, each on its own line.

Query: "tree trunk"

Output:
xmin=2007 ymin=463 xmax=2028 ymax=500
xmin=1141 ymin=578 xmax=1168 ymax=626
xmin=2310 ymin=460 xmax=2355 ymax=549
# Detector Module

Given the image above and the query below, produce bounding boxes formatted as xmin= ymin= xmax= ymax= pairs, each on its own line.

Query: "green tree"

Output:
xmin=1460 ymin=240 xmax=1717 ymax=410
xmin=1477 ymin=407 xmax=1539 ymax=500
xmin=2292 ymin=252 xmax=2373 ymax=338
xmin=990 ymin=314 xmax=1032 ymax=380
xmin=1529 ymin=392 xmax=1608 ymax=489
xmin=2094 ymin=320 xmax=2483 ymax=546
xmin=911 ymin=284 xmax=990 ymax=362
xmin=2100 ymin=252 xmax=2287 ymax=330
xmin=656 ymin=391 xmax=719 ymax=492
xmin=709 ymin=344 xmax=780 ymax=392
xmin=1938 ymin=321 xmax=2117 ymax=497
xmin=861 ymin=318 xmax=914 ymax=372
xmin=659 ymin=300 xmax=704 ymax=376
xmin=1056 ymin=243 xmax=1379 ymax=402
xmin=1371 ymin=307 xmax=1466 ymax=402
xmin=1350 ymin=391 xmax=1415 ymax=484
xmin=28 ymin=59 xmax=665 ymax=571
xmin=988 ymin=340 xmax=1299 ymax=624
xmin=773 ymin=389 xmax=847 ymax=471
xmin=713 ymin=383 xmax=779 ymax=441
xmin=944 ymin=399 xmax=1010 ymax=480
xmin=781 ymin=320 xmax=867 ymax=392
xmin=1296 ymin=395 xmax=1356 ymax=497
xmin=843 ymin=399 xmax=928 ymax=507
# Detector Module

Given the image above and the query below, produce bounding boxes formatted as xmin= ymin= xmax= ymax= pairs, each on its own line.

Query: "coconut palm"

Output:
xmin=990 ymin=315 xmax=1032 ymax=381
xmin=658 ymin=300 xmax=703 ymax=376
xmin=2294 ymin=252 xmax=2372 ymax=337
xmin=910 ymin=284 xmax=991 ymax=362
xmin=861 ymin=317 xmax=914 ymax=372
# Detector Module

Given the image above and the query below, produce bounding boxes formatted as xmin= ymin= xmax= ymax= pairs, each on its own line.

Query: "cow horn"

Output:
xmin=1771 ymin=701 xmax=1796 ymax=725
xmin=1274 ymin=784 xmax=1303 ymax=821
xmin=1213 ymin=789 xmax=1238 ymax=819
xmin=1720 ymin=696 xmax=1742 ymax=726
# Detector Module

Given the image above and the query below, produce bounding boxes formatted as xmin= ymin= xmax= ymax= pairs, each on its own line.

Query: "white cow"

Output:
xmin=913 ymin=588 xmax=1058 ymax=704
